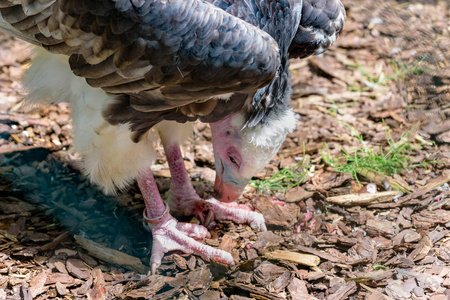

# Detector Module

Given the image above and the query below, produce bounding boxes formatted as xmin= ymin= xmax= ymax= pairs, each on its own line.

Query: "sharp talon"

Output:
xmin=261 ymin=223 xmax=267 ymax=232
xmin=204 ymin=210 xmax=214 ymax=227
xmin=151 ymin=263 xmax=158 ymax=275
xmin=215 ymin=256 xmax=234 ymax=265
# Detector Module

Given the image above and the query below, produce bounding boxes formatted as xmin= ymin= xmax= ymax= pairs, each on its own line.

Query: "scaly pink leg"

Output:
xmin=162 ymin=142 xmax=266 ymax=231
xmin=137 ymin=169 xmax=233 ymax=274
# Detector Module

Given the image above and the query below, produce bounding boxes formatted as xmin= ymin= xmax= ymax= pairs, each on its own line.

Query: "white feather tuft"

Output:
xmin=245 ymin=109 xmax=297 ymax=149
xmin=226 ymin=109 xmax=298 ymax=177
xmin=231 ymin=108 xmax=297 ymax=149
xmin=216 ymin=92 xmax=234 ymax=100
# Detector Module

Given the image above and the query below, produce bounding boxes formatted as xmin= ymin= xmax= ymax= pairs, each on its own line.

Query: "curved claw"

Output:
xmin=149 ymin=213 xmax=233 ymax=274
xmin=151 ymin=263 xmax=158 ymax=275
xmin=248 ymin=213 xmax=267 ymax=231
xmin=204 ymin=210 xmax=215 ymax=228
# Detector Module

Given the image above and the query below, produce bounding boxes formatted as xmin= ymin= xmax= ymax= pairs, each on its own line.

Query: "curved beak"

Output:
xmin=213 ymin=158 xmax=248 ymax=203
xmin=213 ymin=177 xmax=244 ymax=203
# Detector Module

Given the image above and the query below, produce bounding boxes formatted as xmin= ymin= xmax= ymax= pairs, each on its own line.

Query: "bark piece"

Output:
xmin=219 ymin=233 xmax=237 ymax=253
xmin=55 ymin=282 xmax=69 ymax=296
xmin=252 ymin=261 xmax=287 ymax=287
xmin=120 ymin=275 xmax=168 ymax=298
xmin=326 ymin=191 xmax=402 ymax=206
xmin=385 ymin=280 xmax=412 ymax=299
xmin=37 ymin=232 xmax=70 ymax=251
xmin=366 ymin=219 xmax=397 ymax=237
xmin=253 ymin=196 xmax=299 ymax=228
xmin=294 ymin=245 xmax=356 ymax=265
xmin=228 ymin=282 xmax=284 ymax=300
xmin=74 ymin=235 xmax=147 ymax=273
xmin=54 ymin=260 xmax=68 ymax=274
xmin=357 ymin=169 xmax=413 ymax=193
xmin=46 ymin=272 xmax=77 ymax=285
xmin=186 ymin=267 xmax=212 ymax=292
xmin=29 ymin=270 xmax=49 ymax=298
xmin=270 ymin=270 xmax=291 ymax=293
xmin=77 ymin=277 xmax=93 ymax=296
xmin=172 ymin=254 xmax=187 ymax=270
xmin=422 ymin=173 xmax=450 ymax=190
xmin=264 ymin=250 xmax=320 ymax=267
xmin=66 ymin=258 xmax=90 ymax=279
xmin=360 ymin=283 xmax=395 ymax=300
xmin=327 ymin=281 xmax=357 ymax=300
xmin=287 ymin=277 xmax=319 ymax=300
xmin=284 ymin=187 xmax=314 ymax=203
xmin=199 ymin=290 xmax=221 ymax=300
xmin=87 ymin=268 xmax=107 ymax=300
xmin=408 ymin=235 xmax=432 ymax=262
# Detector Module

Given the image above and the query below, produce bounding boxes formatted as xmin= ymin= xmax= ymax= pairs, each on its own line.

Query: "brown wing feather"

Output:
xmin=0 ymin=0 xmax=280 ymax=122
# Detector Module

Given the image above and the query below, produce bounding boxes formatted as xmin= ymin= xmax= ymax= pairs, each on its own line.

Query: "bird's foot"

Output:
xmin=167 ymin=193 xmax=266 ymax=231
xmin=144 ymin=203 xmax=234 ymax=274
xmin=203 ymin=198 xmax=267 ymax=231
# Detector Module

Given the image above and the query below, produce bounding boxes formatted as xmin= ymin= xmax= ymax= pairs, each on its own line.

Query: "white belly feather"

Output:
xmin=22 ymin=48 xmax=192 ymax=194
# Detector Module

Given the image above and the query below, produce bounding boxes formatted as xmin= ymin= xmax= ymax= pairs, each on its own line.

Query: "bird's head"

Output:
xmin=210 ymin=109 xmax=297 ymax=203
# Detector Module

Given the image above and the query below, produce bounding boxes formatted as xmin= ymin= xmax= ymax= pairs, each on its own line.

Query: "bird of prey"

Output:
xmin=0 ymin=0 xmax=345 ymax=273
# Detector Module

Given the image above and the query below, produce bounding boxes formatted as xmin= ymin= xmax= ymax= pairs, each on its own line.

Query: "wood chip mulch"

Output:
xmin=0 ymin=0 xmax=449 ymax=299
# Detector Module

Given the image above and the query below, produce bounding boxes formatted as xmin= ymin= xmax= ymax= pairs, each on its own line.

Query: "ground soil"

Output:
xmin=0 ymin=0 xmax=449 ymax=299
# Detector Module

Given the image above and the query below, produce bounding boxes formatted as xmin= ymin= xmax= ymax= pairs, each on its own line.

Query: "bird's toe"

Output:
xmin=175 ymin=221 xmax=211 ymax=240
xmin=250 ymin=212 xmax=267 ymax=231
xmin=149 ymin=213 xmax=233 ymax=274
xmin=204 ymin=198 xmax=267 ymax=231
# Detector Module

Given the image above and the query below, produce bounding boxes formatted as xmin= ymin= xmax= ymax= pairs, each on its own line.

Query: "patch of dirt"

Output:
xmin=0 ymin=0 xmax=449 ymax=299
